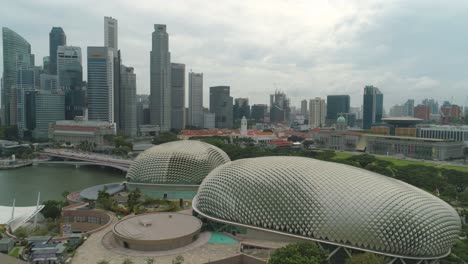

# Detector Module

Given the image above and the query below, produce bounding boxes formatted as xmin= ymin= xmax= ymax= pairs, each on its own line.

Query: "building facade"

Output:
xmin=33 ymin=90 xmax=65 ymax=139
xmin=363 ymin=85 xmax=383 ymax=129
xmin=300 ymin=99 xmax=308 ymax=117
xmin=57 ymin=46 xmax=81 ymax=88
xmin=417 ymin=125 xmax=468 ymax=146
xmin=251 ymin=104 xmax=267 ymax=123
xmin=170 ymin=63 xmax=185 ymax=130
xmin=49 ymin=118 xmax=116 ymax=145
xmin=326 ymin=95 xmax=350 ymax=124
xmin=104 ymin=17 xmax=118 ymax=51
xmin=233 ymin=98 xmax=250 ymax=121
xmin=87 ymin=47 xmax=114 ymax=123
xmin=16 ymin=67 xmax=36 ymax=138
xmin=119 ymin=65 xmax=137 ymax=137
xmin=210 ymin=86 xmax=233 ymax=129
xmin=366 ymin=134 xmax=464 ymax=160
xmin=150 ymin=24 xmax=171 ymax=132
xmin=203 ymin=112 xmax=215 ymax=129
xmin=414 ymin=105 xmax=430 ymax=121
xmin=2 ymin=27 xmax=33 ymax=126
xmin=269 ymin=91 xmax=290 ymax=123
xmin=309 ymin=97 xmax=326 ymax=128
xmin=49 ymin=27 xmax=66 ymax=75
xmin=188 ymin=72 xmax=203 ymax=128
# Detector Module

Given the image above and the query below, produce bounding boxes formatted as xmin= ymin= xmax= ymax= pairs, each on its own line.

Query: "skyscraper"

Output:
xmin=2 ymin=27 xmax=33 ymax=126
xmin=57 ymin=46 xmax=82 ymax=88
xmin=171 ymin=63 xmax=185 ymax=130
xmin=309 ymin=97 xmax=326 ymax=128
xmin=270 ymin=91 xmax=290 ymax=123
xmin=49 ymin=27 xmax=66 ymax=75
xmin=326 ymin=95 xmax=350 ymax=124
xmin=301 ymin=99 xmax=308 ymax=117
xmin=150 ymin=24 xmax=171 ymax=131
xmin=233 ymin=98 xmax=250 ymax=121
xmin=363 ymin=85 xmax=383 ymax=129
xmin=120 ymin=65 xmax=137 ymax=137
xmin=16 ymin=67 xmax=36 ymax=138
xmin=87 ymin=47 xmax=114 ymax=123
xmin=104 ymin=17 xmax=118 ymax=51
xmin=104 ymin=17 xmax=120 ymax=131
xmin=210 ymin=86 xmax=233 ymax=129
xmin=33 ymin=89 xmax=65 ymax=139
xmin=57 ymin=46 xmax=84 ymax=119
xmin=188 ymin=71 xmax=203 ymax=128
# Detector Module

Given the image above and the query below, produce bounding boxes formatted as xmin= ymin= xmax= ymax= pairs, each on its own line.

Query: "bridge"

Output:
xmin=41 ymin=149 xmax=132 ymax=172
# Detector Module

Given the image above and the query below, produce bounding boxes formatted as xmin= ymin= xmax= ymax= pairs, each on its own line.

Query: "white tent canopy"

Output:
xmin=0 ymin=205 xmax=44 ymax=231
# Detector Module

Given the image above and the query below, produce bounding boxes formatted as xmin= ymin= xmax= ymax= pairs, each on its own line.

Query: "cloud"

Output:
xmin=1 ymin=0 xmax=467 ymax=109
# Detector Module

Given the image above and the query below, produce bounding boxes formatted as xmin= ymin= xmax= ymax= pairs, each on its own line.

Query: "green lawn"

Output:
xmin=8 ymin=247 xmax=21 ymax=258
xmin=332 ymin=152 xmax=354 ymax=160
xmin=439 ymin=165 xmax=468 ymax=173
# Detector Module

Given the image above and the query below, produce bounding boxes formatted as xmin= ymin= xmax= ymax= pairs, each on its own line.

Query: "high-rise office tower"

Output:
xmin=104 ymin=17 xmax=118 ymax=51
xmin=120 ymin=65 xmax=137 ymax=137
xmin=57 ymin=46 xmax=84 ymax=119
xmin=49 ymin=27 xmax=66 ymax=75
xmin=57 ymin=46 xmax=82 ymax=88
xmin=309 ymin=97 xmax=326 ymax=128
xmin=170 ymin=63 xmax=185 ymax=130
xmin=87 ymin=47 xmax=114 ymax=123
xmin=2 ymin=27 xmax=33 ymax=126
xmin=210 ymin=86 xmax=233 ymax=129
xmin=251 ymin=104 xmax=267 ymax=122
xmin=33 ymin=89 xmax=65 ymax=139
xmin=188 ymin=71 xmax=203 ymax=128
xmin=150 ymin=24 xmax=171 ymax=131
xmin=16 ymin=67 xmax=36 ymax=138
xmin=270 ymin=91 xmax=290 ymax=123
xmin=363 ymin=85 xmax=383 ymax=129
xmin=301 ymin=99 xmax=308 ymax=117
xmin=233 ymin=98 xmax=250 ymax=121
xmin=104 ymin=17 xmax=120 ymax=130
xmin=43 ymin=56 xmax=50 ymax=73
xmin=326 ymin=95 xmax=350 ymax=124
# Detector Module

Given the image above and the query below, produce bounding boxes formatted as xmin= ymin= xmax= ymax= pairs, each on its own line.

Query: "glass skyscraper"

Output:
xmin=87 ymin=47 xmax=114 ymax=123
xmin=49 ymin=27 xmax=66 ymax=75
xmin=170 ymin=63 xmax=185 ymax=130
xmin=150 ymin=24 xmax=171 ymax=132
xmin=210 ymin=86 xmax=233 ymax=129
xmin=120 ymin=65 xmax=137 ymax=137
xmin=326 ymin=95 xmax=350 ymax=124
xmin=2 ymin=27 xmax=33 ymax=126
xmin=189 ymin=72 xmax=203 ymax=128
xmin=363 ymin=85 xmax=383 ymax=129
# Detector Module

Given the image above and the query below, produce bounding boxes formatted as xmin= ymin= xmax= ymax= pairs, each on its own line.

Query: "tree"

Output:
xmin=346 ymin=253 xmax=386 ymax=264
xmin=128 ymin=188 xmax=142 ymax=211
xmin=122 ymin=258 xmax=134 ymax=264
xmin=42 ymin=200 xmax=62 ymax=220
xmin=172 ymin=255 xmax=184 ymax=264
xmin=152 ymin=132 xmax=179 ymax=145
xmin=97 ymin=261 xmax=109 ymax=264
xmin=347 ymin=154 xmax=376 ymax=168
xmin=146 ymin=258 xmax=155 ymax=264
xmin=13 ymin=227 xmax=28 ymax=240
xmin=269 ymin=242 xmax=328 ymax=264
xmin=459 ymin=189 xmax=468 ymax=205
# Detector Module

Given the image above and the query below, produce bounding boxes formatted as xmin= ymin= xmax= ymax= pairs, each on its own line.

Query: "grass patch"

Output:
xmin=439 ymin=165 xmax=468 ymax=173
xmin=8 ymin=247 xmax=21 ymax=258
xmin=332 ymin=152 xmax=354 ymax=160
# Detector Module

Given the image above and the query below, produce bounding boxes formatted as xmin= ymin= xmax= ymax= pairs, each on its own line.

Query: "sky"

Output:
xmin=1 ymin=0 xmax=468 ymax=110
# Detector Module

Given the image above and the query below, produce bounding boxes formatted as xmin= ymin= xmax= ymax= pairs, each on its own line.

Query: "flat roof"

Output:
xmin=114 ymin=213 xmax=202 ymax=241
xmin=365 ymin=134 xmax=455 ymax=142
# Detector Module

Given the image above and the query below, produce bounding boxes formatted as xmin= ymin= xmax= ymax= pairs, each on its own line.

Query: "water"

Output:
xmin=208 ymin=232 xmax=238 ymax=244
xmin=0 ymin=164 xmax=124 ymax=206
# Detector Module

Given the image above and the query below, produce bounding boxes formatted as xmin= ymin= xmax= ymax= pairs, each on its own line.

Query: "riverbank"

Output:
xmin=0 ymin=159 xmax=32 ymax=169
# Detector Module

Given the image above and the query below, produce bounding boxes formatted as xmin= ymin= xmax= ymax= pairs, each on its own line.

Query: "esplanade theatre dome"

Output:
xmin=127 ymin=140 xmax=230 ymax=185
xmin=194 ymin=156 xmax=461 ymax=260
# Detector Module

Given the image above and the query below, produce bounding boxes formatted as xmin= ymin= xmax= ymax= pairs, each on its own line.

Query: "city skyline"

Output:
xmin=2 ymin=1 xmax=468 ymax=109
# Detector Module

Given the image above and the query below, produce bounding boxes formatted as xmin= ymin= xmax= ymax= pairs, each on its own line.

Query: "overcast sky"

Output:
xmin=2 ymin=0 xmax=468 ymax=109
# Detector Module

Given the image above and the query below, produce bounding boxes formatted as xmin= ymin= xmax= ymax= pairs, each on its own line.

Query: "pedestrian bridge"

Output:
xmin=41 ymin=149 xmax=132 ymax=172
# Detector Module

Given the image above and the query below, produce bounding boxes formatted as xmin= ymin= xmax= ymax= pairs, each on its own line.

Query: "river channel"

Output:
xmin=0 ymin=164 xmax=124 ymax=206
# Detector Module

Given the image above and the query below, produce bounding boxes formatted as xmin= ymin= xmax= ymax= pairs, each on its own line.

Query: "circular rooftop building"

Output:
xmin=126 ymin=140 xmax=230 ymax=185
xmin=193 ymin=156 xmax=460 ymax=261
xmin=112 ymin=213 xmax=202 ymax=251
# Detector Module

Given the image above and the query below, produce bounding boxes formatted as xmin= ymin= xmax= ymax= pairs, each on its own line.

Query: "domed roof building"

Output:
xmin=193 ymin=156 xmax=460 ymax=262
xmin=127 ymin=140 xmax=230 ymax=185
